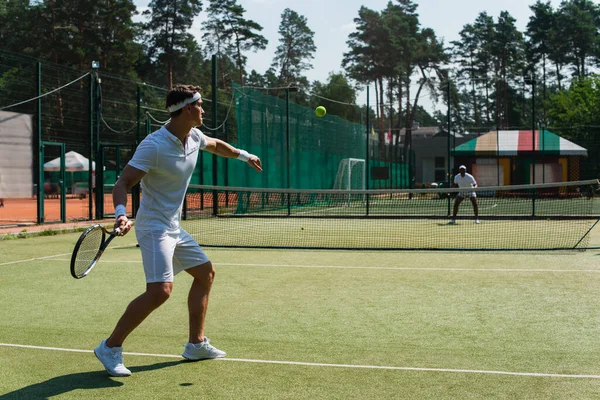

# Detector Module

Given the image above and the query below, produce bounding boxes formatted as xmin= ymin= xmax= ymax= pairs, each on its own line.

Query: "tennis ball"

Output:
xmin=315 ymin=106 xmax=326 ymax=117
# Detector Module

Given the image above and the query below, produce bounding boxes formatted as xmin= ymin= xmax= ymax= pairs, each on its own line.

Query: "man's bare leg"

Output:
xmin=452 ymin=196 xmax=464 ymax=220
xmin=180 ymin=261 xmax=225 ymax=360
xmin=106 ymin=282 xmax=173 ymax=347
xmin=185 ymin=261 xmax=215 ymax=344
xmin=470 ymin=197 xmax=479 ymax=219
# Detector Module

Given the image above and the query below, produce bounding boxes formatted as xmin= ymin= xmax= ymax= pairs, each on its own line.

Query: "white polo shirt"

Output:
xmin=128 ymin=126 xmax=207 ymax=231
xmin=454 ymin=172 xmax=477 ymax=197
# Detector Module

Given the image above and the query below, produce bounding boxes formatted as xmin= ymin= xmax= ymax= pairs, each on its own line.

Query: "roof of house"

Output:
xmin=399 ymin=126 xmax=440 ymax=137
xmin=452 ymin=130 xmax=587 ymax=156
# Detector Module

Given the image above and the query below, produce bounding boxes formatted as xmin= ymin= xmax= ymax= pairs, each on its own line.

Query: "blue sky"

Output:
xmin=133 ymin=0 xmax=563 ymax=111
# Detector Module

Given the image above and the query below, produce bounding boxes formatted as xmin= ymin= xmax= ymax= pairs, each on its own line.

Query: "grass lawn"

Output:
xmin=2 ymin=227 xmax=600 ymax=398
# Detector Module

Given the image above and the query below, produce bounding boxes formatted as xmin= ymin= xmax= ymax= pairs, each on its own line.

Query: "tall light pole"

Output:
xmin=446 ymin=76 xmax=451 ymax=187
xmin=285 ymin=86 xmax=298 ymax=216
xmin=446 ymin=76 xmax=452 ymax=216
xmin=525 ymin=74 xmax=536 ymax=216
xmin=525 ymin=74 xmax=536 ymax=185
xmin=285 ymin=86 xmax=298 ymax=189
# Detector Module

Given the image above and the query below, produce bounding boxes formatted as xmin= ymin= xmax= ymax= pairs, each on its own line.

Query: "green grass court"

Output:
xmin=2 ymin=227 xmax=600 ymax=398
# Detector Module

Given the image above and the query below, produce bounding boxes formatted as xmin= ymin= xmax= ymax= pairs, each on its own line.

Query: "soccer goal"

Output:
xmin=333 ymin=158 xmax=366 ymax=190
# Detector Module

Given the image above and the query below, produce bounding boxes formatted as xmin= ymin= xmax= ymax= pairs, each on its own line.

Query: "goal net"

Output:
xmin=333 ymin=158 xmax=366 ymax=190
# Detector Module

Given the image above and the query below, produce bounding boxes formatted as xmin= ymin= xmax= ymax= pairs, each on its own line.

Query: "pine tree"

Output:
xmin=271 ymin=8 xmax=316 ymax=90
xmin=142 ymin=0 xmax=202 ymax=87
xmin=556 ymin=0 xmax=600 ymax=78
xmin=204 ymin=0 xmax=267 ymax=85
xmin=527 ymin=0 xmax=555 ymax=112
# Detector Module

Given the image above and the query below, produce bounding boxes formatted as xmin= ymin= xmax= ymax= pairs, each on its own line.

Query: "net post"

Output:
xmin=532 ymin=186 xmax=536 ymax=217
xmin=211 ymin=186 xmax=217 ymax=217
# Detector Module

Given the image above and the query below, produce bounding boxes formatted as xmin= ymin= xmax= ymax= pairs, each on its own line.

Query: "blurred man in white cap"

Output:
xmin=450 ymin=165 xmax=479 ymax=224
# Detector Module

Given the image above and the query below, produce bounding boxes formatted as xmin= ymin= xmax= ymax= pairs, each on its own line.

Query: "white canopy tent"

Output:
xmin=44 ymin=150 xmax=95 ymax=171
xmin=44 ymin=151 xmax=95 ymax=195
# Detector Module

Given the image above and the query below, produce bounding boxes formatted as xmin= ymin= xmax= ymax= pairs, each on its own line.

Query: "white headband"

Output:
xmin=167 ymin=92 xmax=201 ymax=113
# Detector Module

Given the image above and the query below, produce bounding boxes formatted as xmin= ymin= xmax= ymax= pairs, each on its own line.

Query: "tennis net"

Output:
xmin=180 ymin=180 xmax=600 ymax=251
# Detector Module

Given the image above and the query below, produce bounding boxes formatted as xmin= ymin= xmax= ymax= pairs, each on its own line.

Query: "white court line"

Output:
xmin=0 ymin=253 xmax=72 ymax=266
xmin=0 ymin=244 xmax=136 ymax=267
xmin=216 ymin=263 xmax=600 ymax=273
xmin=38 ymin=259 xmax=600 ymax=273
xmin=1 ymin=343 xmax=599 ymax=379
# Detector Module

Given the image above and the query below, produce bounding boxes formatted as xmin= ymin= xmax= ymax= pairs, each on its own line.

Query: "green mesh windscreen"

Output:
xmin=230 ymin=84 xmax=409 ymax=189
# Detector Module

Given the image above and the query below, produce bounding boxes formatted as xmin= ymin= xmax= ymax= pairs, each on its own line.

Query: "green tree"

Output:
xmin=142 ymin=0 xmax=202 ymax=87
xmin=310 ymin=73 xmax=359 ymax=122
xmin=204 ymin=0 xmax=267 ymax=85
xmin=0 ymin=0 xmax=38 ymax=54
xmin=381 ymin=0 xmax=417 ymax=153
xmin=556 ymin=0 xmax=600 ymax=78
xmin=382 ymin=1 xmax=448 ymax=161
xmin=271 ymin=8 xmax=316 ymax=91
xmin=471 ymin=12 xmax=496 ymax=126
xmin=491 ymin=11 xmax=526 ymax=128
xmin=22 ymin=0 xmax=140 ymax=74
xmin=526 ymin=0 xmax=555 ymax=113
xmin=546 ymin=76 xmax=600 ymax=178
xmin=202 ymin=2 xmax=234 ymax=86
xmin=343 ymin=7 xmax=388 ymax=128
xmin=245 ymin=70 xmax=266 ymax=88
xmin=344 ymin=1 xmax=447 ymax=160
xmin=452 ymin=23 xmax=482 ymax=129
xmin=97 ymin=0 xmax=140 ymax=75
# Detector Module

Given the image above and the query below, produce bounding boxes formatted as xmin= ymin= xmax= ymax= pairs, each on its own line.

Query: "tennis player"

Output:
xmin=449 ymin=165 xmax=479 ymax=224
xmin=94 ymin=84 xmax=262 ymax=377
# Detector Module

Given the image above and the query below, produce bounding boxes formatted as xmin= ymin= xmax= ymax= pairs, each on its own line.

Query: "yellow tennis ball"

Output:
xmin=315 ymin=106 xmax=326 ymax=117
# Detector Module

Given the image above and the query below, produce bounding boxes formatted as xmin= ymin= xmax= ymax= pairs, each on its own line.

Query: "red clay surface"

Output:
xmin=0 ymin=195 xmax=131 ymax=234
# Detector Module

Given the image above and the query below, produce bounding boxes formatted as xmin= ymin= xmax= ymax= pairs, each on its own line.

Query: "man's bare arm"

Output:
xmin=203 ymin=137 xmax=262 ymax=172
xmin=112 ymin=165 xmax=146 ymax=235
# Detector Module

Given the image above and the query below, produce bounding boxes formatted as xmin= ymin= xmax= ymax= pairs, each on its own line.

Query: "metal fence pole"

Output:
xmin=36 ymin=62 xmax=43 ymax=223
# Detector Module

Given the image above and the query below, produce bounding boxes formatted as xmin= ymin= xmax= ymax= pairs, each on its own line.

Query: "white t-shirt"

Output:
xmin=128 ymin=126 xmax=208 ymax=231
xmin=454 ymin=172 xmax=477 ymax=197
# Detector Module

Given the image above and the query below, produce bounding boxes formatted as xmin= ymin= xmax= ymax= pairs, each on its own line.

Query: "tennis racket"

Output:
xmin=70 ymin=224 xmax=121 ymax=279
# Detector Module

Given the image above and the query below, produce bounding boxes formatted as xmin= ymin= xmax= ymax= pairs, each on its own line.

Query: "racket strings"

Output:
xmin=73 ymin=228 xmax=104 ymax=276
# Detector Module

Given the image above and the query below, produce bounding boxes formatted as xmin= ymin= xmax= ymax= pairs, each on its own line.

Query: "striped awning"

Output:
xmin=452 ymin=130 xmax=587 ymax=156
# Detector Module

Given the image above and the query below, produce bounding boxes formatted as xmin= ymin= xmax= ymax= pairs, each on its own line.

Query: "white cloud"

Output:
xmin=335 ymin=22 xmax=356 ymax=34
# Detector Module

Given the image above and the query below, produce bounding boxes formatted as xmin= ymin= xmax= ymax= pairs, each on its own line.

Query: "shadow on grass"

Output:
xmin=2 ymin=360 xmax=182 ymax=399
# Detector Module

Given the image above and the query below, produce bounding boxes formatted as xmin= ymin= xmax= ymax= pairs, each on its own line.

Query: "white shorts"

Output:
xmin=458 ymin=192 xmax=476 ymax=198
xmin=135 ymin=228 xmax=210 ymax=283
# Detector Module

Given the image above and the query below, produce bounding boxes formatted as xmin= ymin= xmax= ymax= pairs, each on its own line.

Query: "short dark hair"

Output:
xmin=166 ymin=84 xmax=202 ymax=117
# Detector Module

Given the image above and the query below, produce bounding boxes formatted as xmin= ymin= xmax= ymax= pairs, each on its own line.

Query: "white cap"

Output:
xmin=459 ymin=165 xmax=466 ymax=170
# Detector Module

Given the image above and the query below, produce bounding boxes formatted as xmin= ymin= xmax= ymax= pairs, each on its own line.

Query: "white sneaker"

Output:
xmin=475 ymin=219 xmax=480 ymax=224
xmin=449 ymin=220 xmax=456 ymax=225
xmin=94 ymin=339 xmax=131 ymax=377
xmin=182 ymin=338 xmax=226 ymax=360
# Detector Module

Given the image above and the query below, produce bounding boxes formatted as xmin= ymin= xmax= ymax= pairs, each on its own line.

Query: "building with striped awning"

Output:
xmin=451 ymin=130 xmax=587 ymax=186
